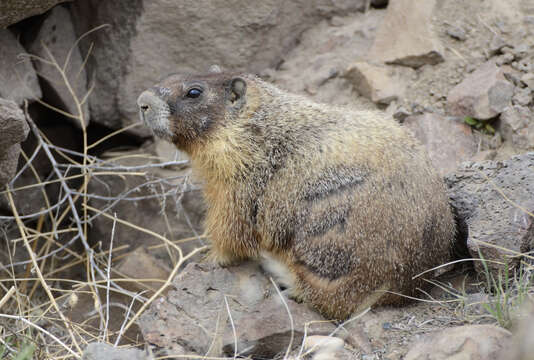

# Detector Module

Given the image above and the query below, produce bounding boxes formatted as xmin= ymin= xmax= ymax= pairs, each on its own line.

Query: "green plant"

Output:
xmin=479 ymin=252 xmax=532 ymax=329
xmin=464 ymin=116 xmax=496 ymax=135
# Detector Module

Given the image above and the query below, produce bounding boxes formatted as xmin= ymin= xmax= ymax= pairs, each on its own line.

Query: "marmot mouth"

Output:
xmin=137 ymin=90 xmax=173 ymax=140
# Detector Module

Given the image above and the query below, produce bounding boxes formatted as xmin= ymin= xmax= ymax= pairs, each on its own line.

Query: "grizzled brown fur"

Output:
xmin=137 ymin=70 xmax=456 ymax=320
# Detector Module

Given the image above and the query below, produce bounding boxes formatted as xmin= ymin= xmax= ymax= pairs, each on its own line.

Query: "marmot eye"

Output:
xmin=186 ymin=88 xmax=202 ymax=98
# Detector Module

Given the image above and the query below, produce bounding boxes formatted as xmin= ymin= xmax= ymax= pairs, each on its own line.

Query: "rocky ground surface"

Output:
xmin=1 ymin=0 xmax=534 ymax=359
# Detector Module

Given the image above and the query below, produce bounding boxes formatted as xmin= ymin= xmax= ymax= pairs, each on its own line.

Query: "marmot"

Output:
xmin=137 ymin=69 xmax=455 ymax=320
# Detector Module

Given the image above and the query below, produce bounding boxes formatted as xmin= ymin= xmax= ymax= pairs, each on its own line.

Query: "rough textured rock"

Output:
xmin=71 ymin=0 xmax=366 ymax=134
xmin=0 ymin=0 xmax=69 ymax=28
xmin=0 ymin=98 xmax=29 ymax=187
xmin=445 ymin=152 xmax=534 ymax=275
xmin=344 ymin=62 xmax=412 ymax=105
xmin=500 ymin=105 xmax=534 ymax=150
xmin=28 ymin=6 xmax=89 ymax=128
xmin=367 ymin=0 xmax=444 ymax=68
xmin=116 ymin=246 xmax=169 ymax=295
xmin=82 ymin=343 xmax=150 ymax=360
xmin=404 ymin=113 xmax=477 ymax=176
xmin=447 ymin=61 xmax=514 ymax=120
xmin=139 ymin=262 xmax=336 ymax=359
xmin=0 ymin=29 xmax=41 ymax=105
xmin=405 ymin=325 xmax=511 ymax=360
xmin=270 ymin=9 xmax=384 ymax=110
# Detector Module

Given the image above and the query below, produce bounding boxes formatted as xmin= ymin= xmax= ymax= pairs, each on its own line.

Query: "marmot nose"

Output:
xmin=137 ymin=90 xmax=156 ymax=113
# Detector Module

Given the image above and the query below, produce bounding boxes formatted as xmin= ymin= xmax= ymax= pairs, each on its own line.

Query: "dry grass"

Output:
xmin=0 ymin=27 xmax=206 ymax=359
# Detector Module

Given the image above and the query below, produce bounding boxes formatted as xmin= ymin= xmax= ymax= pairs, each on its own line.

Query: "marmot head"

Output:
xmin=137 ymin=69 xmax=247 ymax=149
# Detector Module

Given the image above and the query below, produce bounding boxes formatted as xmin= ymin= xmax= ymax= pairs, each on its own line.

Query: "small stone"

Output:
xmin=447 ymin=61 xmax=514 ymax=120
xmin=512 ymin=43 xmax=530 ymax=59
xmin=512 ymin=87 xmax=532 ymax=106
xmin=520 ymin=73 xmax=534 ymax=89
xmin=502 ymin=67 xmax=523 ymax=87
xmin=500 ymin=105 xmax=533 ymax=149
xmin=512 ymin=60 xmax=532 ymax=73
xmin=344 ymin=62 xmax=409 ymax=105
xmin=404 ymin=113 xmax=477 ymax=176
xmin=495 ymin=53 xmax=515 ymax=66
xmin=446 ymin=26 xmax=467 ymax=41
xmin=405 ymin=325 xmax=511 ymax=360
xmin=393 ymin=106 xmax=412 ymax=123
xmin=303 ymin=336 xmax=344 ymax=353
xmin=489 ymin=35 xmax=508 ymax=55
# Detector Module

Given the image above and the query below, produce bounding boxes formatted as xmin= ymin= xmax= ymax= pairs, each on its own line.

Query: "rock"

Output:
xmin=82 ymin=343 xmax=150 ymax=360
xmin=87 ymin=164 xmax=205 ymax=259
xmin=0 ymin=99 xmax=29 ymax=187
xmin=404 ymin=113 xmax=477 ymax=176
xmin=302 ymin=336 xmax=351 ymax=360
xmin=500 ymin=105 xmax=534 ymax=150
xmin=368 ymin=0 xmax=444 ymax=68
xmin=520 ymin=73 xmax=534 ymax=89
xmin=504 ymin=301 xmax=534 ymax=360
xmin=447 ymin=61 xmax=514 ymax=120
xmin=0 ymin=145 xmax=23 ymax=190
xmin=0 ymin=0 xmax=69 ymax=28
xmin=28 ymin=6 xmax=89 ymax=128
xmin=512 ymin=87 xmax=532 ymax=106
xmin=445 ymin=153 xmax=534 ymax=276
xmin=489 ymin=35 xmax=509 ymax=55
xmin=116 ymin=247 xmax=169 ymax=295
xmin=71 ymin=0 xmax=366 ymax=134
xmin=0 ymin=30 xmax=41 ymax=105
xmin=139 ymin=262 xmax=336 ymax=359
xmin=344 ymin=62 xmax=412 ymax=105
xmin=446 ymin=25 xmax=467 ymax=41
xmin=405 ymin=325 xmax=511 ymax=360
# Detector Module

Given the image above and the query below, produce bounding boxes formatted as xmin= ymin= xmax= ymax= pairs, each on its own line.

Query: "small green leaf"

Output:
xmin=475 ymin=122 xmax=484 ymax=129
xmin=464 ymin=116 xmax=477 ymax=125
xmin=485 ymin=123 xmax=495 ymax=134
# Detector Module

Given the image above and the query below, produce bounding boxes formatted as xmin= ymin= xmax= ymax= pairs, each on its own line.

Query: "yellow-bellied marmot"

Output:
xmin=137 ymin=69 xmax=455 ymax=320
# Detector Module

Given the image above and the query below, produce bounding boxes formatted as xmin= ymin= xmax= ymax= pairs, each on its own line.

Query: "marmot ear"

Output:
xmin=229 ymin=77 xmax=247 ymax=105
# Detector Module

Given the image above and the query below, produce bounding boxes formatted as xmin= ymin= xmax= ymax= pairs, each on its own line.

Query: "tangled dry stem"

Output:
xmin=0 ymin=27 xmax=207 ymax=359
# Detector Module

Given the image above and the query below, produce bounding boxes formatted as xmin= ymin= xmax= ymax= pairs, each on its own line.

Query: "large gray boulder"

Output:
xmin=0 ymin=29 xmax=41 ymax=105
xmin=71 ymin=0 xmax=366 ymax=135
xmin=0 ymin=0 xmax=69 ymax=28
xmin=445 ymin=153 xmax=534 ymax=276
xmin=27 ymin=6 xmax=90 ymax=128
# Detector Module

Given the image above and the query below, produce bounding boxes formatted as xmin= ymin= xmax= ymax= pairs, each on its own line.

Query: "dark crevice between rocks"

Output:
xmin=449 ymin=203 xmax=473 ymax=278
